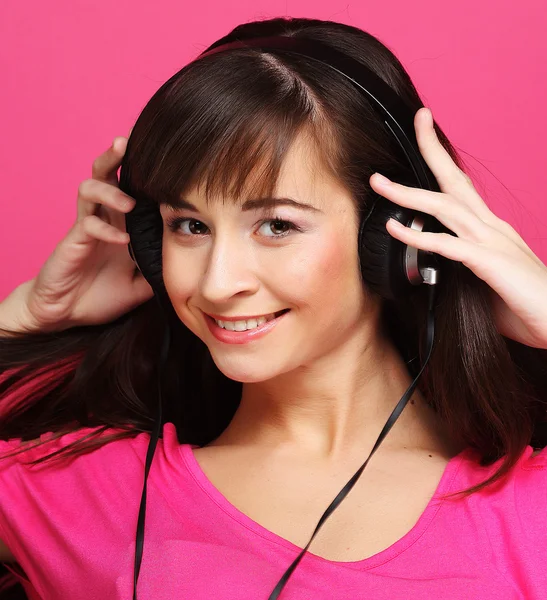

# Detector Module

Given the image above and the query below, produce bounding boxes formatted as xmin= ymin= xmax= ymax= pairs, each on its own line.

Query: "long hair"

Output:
xmin=1 ymin=20 xmax=547 ymax=585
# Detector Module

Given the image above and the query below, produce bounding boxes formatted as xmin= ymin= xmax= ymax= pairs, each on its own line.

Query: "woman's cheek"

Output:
xmin=301 ymin=235 xmax=353 ymax=292
xmin=161 ymin=248 xmax=200 ymax=319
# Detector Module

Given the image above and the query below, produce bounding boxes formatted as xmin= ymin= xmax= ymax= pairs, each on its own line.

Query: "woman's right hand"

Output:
xmin=20 ymin=137 xmax=155 ymax=333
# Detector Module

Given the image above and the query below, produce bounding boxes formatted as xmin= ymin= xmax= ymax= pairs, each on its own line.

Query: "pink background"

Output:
xmin=1 ymin=0 xmax=546 ymax=299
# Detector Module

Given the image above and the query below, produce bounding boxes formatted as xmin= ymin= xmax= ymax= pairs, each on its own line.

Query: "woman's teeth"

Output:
xmin=214 ymin=312 xmax=282 ymax=331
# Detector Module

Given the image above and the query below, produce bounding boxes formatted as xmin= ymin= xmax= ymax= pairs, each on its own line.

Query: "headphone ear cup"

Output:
xmin=358 ymin=193 xmax=422 ymax=301
xmin=125 ymin=201 xmax=166 ymax=295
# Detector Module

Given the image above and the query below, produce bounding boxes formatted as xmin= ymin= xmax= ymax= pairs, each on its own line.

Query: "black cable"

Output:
xmin=132 ymin=297 xmax=170 ymax=599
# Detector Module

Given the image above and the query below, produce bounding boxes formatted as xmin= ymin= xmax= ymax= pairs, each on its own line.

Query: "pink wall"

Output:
xmin=1 ymin=0 xmax=546 ymax=299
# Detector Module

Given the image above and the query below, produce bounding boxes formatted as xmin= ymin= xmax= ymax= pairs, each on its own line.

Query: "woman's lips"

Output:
xmin=205 ymin=309 xmax=291 ymax=344
xmin=206 ymin=309 xmax=289 ymax=321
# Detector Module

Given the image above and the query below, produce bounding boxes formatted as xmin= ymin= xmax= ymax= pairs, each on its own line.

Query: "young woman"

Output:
xmin=0 ymin=16 xmax=546 ymax=600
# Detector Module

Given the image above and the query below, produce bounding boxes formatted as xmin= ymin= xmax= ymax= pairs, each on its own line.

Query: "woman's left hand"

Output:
xmin=370 ymin=107 xmax=547 ymax=350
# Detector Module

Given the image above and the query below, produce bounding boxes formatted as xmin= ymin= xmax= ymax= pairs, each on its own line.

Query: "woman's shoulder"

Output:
xmin=458 ymin=443 xmax=547 ymax=484
xmin=0 ymin=423 xmax=186 ymax=550
xmin=0 ymin=421 xmax=184 ymax=472
xmin=454 ymin=444 xmax=547 ymax=534
xmin=514 ymin=444 xmax=547 ymax=494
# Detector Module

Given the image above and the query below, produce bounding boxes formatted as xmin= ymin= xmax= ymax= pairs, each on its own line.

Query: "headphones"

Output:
xmin=122 ymin=35 xmax=452 ymax=599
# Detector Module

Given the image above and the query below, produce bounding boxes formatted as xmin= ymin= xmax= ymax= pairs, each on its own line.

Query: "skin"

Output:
xmin=159 ymin=130 xmax=461 ymax=472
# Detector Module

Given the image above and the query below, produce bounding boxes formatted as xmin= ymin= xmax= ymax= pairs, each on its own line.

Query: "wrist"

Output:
xmin=0 ymin=279 xmax=42 ymax=335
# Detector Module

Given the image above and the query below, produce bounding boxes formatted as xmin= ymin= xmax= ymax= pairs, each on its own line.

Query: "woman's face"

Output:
xmin=159 ymin=132 xmax=379 ymax=383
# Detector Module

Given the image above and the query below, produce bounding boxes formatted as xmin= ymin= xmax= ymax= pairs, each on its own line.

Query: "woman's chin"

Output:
xmin=209 ymin=354 xmax=287 ymax=384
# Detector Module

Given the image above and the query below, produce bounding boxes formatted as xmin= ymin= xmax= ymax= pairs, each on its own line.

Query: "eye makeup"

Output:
xmin=165 ymin=215 xmax=304 ymax=239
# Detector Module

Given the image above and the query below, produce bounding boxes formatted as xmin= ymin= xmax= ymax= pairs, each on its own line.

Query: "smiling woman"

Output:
xmin=0 ymin=14 xmax=547 ymax=600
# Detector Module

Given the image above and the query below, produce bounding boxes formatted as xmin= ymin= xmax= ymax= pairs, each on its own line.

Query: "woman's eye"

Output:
xmin=166 ymin=217 xmax=300 ymax=238
xmin=257 ymin=218 xmax=296 ymax=238
xmin=167 ymin=218 xmax=208 ymax=236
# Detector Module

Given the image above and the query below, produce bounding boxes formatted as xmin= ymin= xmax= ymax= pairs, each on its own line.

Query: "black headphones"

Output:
xmin=123 ymin=35 xmax=452 ymax=599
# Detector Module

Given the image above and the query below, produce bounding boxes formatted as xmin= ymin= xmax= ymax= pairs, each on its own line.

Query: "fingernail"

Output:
xmin=374 ymin=173 xmax=392 ymax=186
xmin=424 ymin=108 xmax=433 ymax=126
xmin=113 ymin=137 xmax=127 ymax=152
xmin=122 ymin=198 xmax=135 ymax=211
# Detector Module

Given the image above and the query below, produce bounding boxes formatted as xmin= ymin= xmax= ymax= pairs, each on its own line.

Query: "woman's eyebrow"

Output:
xmin=163 ymin=197 xmax=323 ymax=214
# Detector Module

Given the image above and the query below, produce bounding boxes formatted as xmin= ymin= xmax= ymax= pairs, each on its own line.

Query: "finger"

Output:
xmin=371 ymin=172 xmax=543 ymax=265
xmin=51 ymin=216 xmax=130 ymax=272
xmin=414 ymin=109 xmax=468 ymax=190
xmin=370 ymin=175 xmax=491 ymax=243
xmin=385 ymin=219 xmax=482 ymax=269
xmin=414 ymin=109 xmax=493 ymax=218
xmin=77 ymin=178 xmax=135 ymax=220
xmin=91 ymin=137 xmax=128 ymax=186
xmin=386 ymin=219 xmax=547 ymax=316
xmin=78 ymin=214 xmax=130 ymax=245
xmin=130 ymin=273 xmax=155 ymax=304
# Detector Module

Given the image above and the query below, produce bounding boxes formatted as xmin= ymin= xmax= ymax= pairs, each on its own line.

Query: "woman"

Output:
xmin=0 ymin=16 xmax=546 ymax=600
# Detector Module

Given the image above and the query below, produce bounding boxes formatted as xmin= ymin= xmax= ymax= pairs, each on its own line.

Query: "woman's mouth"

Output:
xmin=204 ymin=309 xmax=291 ymax=344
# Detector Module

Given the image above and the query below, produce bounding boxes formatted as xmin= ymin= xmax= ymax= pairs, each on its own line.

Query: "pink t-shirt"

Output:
xmin=0 ymin=422 xmax=545 ymax=599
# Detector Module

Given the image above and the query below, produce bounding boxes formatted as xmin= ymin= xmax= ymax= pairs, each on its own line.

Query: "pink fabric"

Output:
xmin=0 ymin=422 xmax=545 ymax=599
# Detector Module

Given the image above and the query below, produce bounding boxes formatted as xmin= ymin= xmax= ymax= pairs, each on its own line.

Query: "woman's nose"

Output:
xmin=198 ymin=237 xmax=260 ymax=304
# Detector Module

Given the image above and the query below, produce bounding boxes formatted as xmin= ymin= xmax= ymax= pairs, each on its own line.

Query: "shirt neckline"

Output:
xmin=179 ymin=442 xmax=470 ymax=570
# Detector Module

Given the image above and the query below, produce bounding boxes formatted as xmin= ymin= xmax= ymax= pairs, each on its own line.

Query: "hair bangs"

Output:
xmin=128 ymin=50 xmax=341 ymax=209
xmin=189 ymin=105 xmax=305 ymax=205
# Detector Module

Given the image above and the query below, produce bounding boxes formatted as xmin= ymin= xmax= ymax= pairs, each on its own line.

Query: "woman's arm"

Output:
xmin=0 ymin=280 xmax=37 ymax=336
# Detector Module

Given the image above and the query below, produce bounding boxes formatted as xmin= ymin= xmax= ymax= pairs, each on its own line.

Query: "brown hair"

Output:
xmin=1 ymin=19 xmax=546 ymax=575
